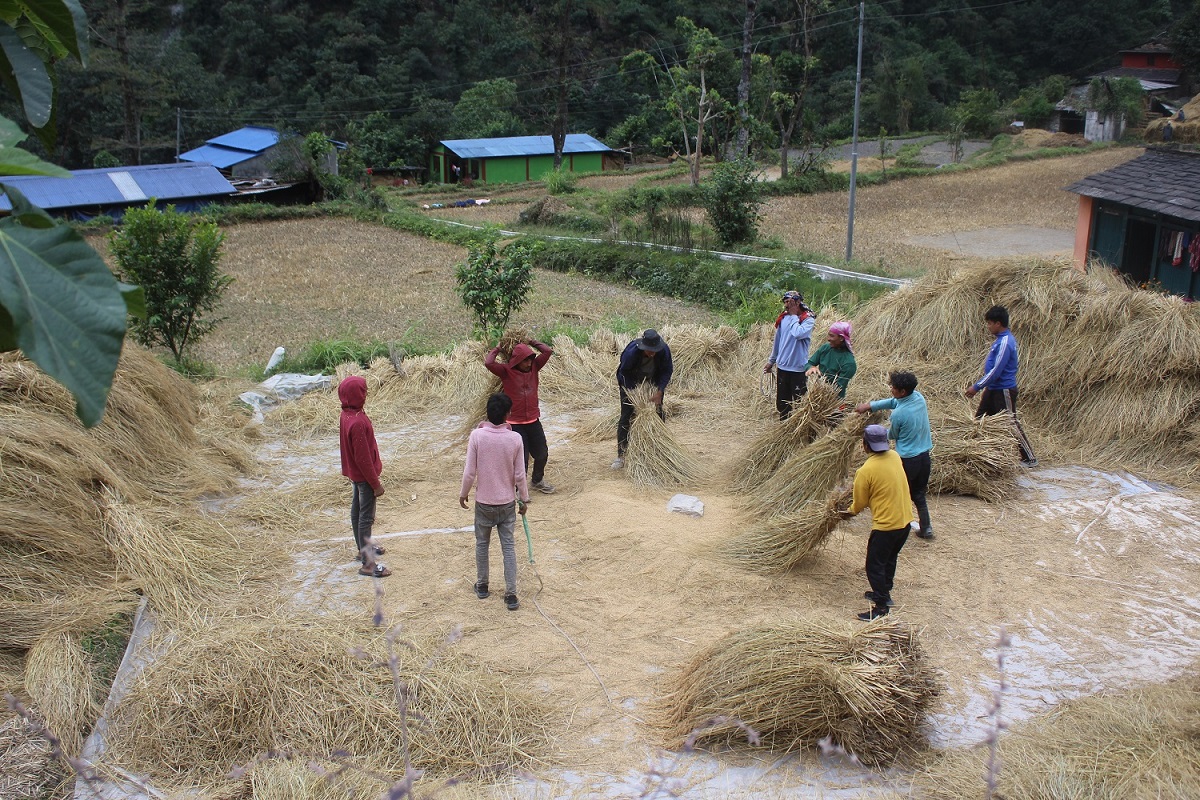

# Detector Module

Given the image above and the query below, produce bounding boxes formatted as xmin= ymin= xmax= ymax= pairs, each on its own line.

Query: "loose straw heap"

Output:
xmin=624 ymin=383 xmax=704 ymax=488
xmin=657 ymin=617 xmax=938 ymax=766
xmin=102 ymin=607 xmax=550 ymax=793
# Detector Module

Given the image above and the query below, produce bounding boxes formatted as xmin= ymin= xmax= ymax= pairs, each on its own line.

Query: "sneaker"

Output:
xmin=1021 ymin=458 xmax=1039 ymax=468
xmin=532 ymin=480 xmax=556 ymax=494
xmin=916 ymin=527 xmax=935 ymax=540
xmin=857 ymin=606 xmax=889 ymax=621
xmin=504 ymin=593 xmax=519 ymax=611
xmin=474 ymin=581 xmax=489 ymax=599
xmin=863 ymin=591 xmax=895 ymax=608
xmin=611 ymin=457 xmax=625 ymax=469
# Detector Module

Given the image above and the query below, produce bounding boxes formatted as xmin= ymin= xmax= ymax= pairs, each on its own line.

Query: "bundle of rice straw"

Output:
xmin=721 ymin=485 xmax=852 ymax=573
xmin=539 ymin=333 xmax=618 ymax=409
xmin=744 ymin=412 xmax=876 ymax=518
xmin=0 ymin=591 xmax=137 ymax=650
xmin=928 ymin=413 xmax=1019 ymax=501
xmin=914 ymin=677 xmax=1200 ymax=799
xmin=453 ymin=328 xmax=534 ymax=437
xmin=657 ymin=617 xmax=938 ymax=766
xmin=23 ymin=631 xmax=98 ymax=757
xmin=664 ymin=324 xmax=742 ymax=393
xmin=730 ymin=378 xmax=844 ymax=492
xmin=624 ymin=383 xmax=704 ymax=488
xmin=102 ymin=607 xmax=550 ymax=793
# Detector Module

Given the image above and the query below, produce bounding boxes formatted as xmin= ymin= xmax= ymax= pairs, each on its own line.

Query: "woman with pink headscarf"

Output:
xmin=804 ymin=321 xmax=857 ymax=398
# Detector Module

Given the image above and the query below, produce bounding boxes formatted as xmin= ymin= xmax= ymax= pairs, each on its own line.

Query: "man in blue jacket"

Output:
xmin=857 ymin=371 xmax=934 ymax=540
xmin=763 ymin=290 xmax=815 ymax=420
xmin=965 ymin=305 xmax=1037 ymax=466
xmin=612 ymin=329 xmax=673 ymax=469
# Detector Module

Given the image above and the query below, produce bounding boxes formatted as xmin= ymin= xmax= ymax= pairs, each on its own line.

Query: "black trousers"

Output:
xmin=865 ymin=526 xmax=910 ymax=605
xmin=901 ymin=450 xmax=932 ymax=533
xmin=350 ymin=481 xmax=376 ymax=560
xmin=776 ymin=368 xmax=808 ymax=420
xmin=510 ymin=420 xmax=549 ymax=483
xmin=617 ymin=386 xmax=664 ymax=456
xmin=975 ymin=387 xmax=1036 ymax=463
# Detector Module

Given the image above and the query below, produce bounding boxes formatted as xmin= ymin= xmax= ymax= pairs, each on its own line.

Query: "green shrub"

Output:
xmin=272 ymin=338 xmax=394 ymax=374
xmin=541 ymin=167 xmax=578 ymax=195
xmin=455 ymin=230 xmax=536 ymax=339
xmin=702 ymin=157 xmax=762 ymax=247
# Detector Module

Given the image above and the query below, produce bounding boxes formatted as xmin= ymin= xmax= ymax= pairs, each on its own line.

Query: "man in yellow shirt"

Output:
xmin=840 ymin=424 xmax=912 ymax=620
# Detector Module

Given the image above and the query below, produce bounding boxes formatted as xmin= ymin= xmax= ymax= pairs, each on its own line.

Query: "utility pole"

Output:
xmin=176 ymin=107 xmax=181 ymax=160
xmin=846 ymin=1 xmax=865 ymax=262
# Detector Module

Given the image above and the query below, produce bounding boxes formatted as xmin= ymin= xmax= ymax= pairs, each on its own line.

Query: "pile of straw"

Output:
xmin=102 ymin=607 xmax=550 ymax=792
xmin=663 ymin=324 xmax=742 ymax=393
xmin=624 ymin=383 xmax=704 ymax=489
xmin=721 ymin=485 xmax=852 ymax=573
xmin=915 ymin=677 xmax=1200 ymax=799
xmin=1145 ymin=95 xmax=1200 ymax=143
xmin=928 ymin=413 xmax=1019 ymax=501
xmin=729 ymin=379 xmax=844 ymax=492
xmin=657 ymin=617 xmax=937 ymax=766
xmin=22 ymin=631 xmax=98 ymax=757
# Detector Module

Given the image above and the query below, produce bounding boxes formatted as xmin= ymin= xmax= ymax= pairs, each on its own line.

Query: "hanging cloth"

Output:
xmin=1189 ymin=234 xmax=1200 ymax=273
xmin=1173 ymin=231 xmax=1185 ymax=266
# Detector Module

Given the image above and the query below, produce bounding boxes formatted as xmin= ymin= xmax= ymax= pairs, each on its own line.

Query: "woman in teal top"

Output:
xmin=805 ymin=321 xmax=857 ymax=398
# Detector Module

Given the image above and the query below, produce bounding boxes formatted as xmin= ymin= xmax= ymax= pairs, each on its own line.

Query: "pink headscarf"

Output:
xmin=829 ymin=321 xmax=853 ymax=352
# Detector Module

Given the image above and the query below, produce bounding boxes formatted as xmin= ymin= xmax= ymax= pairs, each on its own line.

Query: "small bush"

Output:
xmin=455 ymin=230 xmax=536 ymax=339
xmin=541 ymin=167 xmax=578 ymax=195
xmin=273 ymin=338 xmax=393 ymax=374
xmin=702 ymin=157 xmax=763 ymax=247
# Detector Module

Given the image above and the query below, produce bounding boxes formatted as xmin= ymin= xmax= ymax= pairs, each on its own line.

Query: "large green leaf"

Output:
xmin=0 ymin=213 xmax=126 ymax=426
xmin=24 ymin=0 xmax=86 ymax=64
xmin=0 ymin=115 xmax=69 ymax=177
xmin=0 ymin=24 xmax=52 ymax=128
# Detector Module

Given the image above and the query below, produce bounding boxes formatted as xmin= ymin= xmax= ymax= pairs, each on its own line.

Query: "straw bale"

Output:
xmin=928 ymin=414 xmax=1019 ymax=501
xmin=721 ymin=485 xmax=852 ymax=572
xmin=657 ymin=617 xmax=938 ymax=766
xmin=730 ymin=379 xmax=844 ymax=492
xmin=664 ymin=324 xmax=742 ymax=392
xmin=915 ymin=677 xmax=1200 ymax=799
xmin=0 ymin=591 xmax=137 ymax=650
xmin=744 ymin=413 xmax=873 ymax=518
xmin=624 ymin=384 xmax=704 ymax=488
xmin=103 ymin=608 xmax=551 ymax=791
xmin=23 ymin=632 xmax=97 ymax=756
xmin=99 ymin=489 xmax=266 ymax=616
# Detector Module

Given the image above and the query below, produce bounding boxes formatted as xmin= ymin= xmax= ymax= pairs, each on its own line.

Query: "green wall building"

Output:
xmin=430 ymin=134 xmax=619 ymax=185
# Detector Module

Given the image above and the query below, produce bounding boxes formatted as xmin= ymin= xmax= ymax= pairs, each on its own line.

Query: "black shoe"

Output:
xmin=857 ymin=606 xmax=889 ymax=621
xmin=916 ymin=527 xmax=935 ymax=540
xmin=474 ymin=581 xmax=489 ymax=599
xmin=863 ymin=591 xmax=895 ymax=607
xmin=504 ymin=593 xmax=519 ymax=611
xmin=1022 ymin=458 xmax=1038 ymax=468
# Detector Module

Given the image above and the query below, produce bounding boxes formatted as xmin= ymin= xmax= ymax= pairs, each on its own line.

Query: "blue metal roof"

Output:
xmin=178 ymin=143 xmax=258 ymax=169
xmin=0 ymin=163 xmax=236 ymax=211
xmin=441 ymin=134 xmax=612 ymax=159
xmin=206 ymin=126 xmax=280 ymax=153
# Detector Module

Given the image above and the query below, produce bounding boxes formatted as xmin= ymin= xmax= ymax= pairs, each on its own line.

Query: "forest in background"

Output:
xmin=25 ymin=0 xmax=1198 ymax=172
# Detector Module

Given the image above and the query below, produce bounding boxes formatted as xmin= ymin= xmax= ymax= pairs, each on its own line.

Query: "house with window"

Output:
xmin=429 ymin=134 xmax=620 ymax=184
xmin=1066 ymin=146 xmax=1200 ymax=298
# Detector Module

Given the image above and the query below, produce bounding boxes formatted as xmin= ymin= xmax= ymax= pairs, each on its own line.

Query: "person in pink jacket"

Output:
xmin=460 ymin=393 xmax=530 ymax=611
xmin=485 ymin=338 xmax=555 ymax=494
xmin=338 ymin=375 xmax=390 ymax=578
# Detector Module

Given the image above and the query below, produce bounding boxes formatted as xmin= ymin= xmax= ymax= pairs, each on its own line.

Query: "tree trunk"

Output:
xmin=736 ymin=0 xmax=757 ymax=158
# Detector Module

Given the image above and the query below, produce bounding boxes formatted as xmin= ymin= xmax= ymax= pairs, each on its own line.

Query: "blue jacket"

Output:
xmin=869 ymin=391 xmax=933 ymax=458
xmin=768 ymin=312 xmax=815 ymax=372
xmin=617 ymin=340 xmax=673 ymax=392
xmin=973 ymin=329 xmax=1019 ymax=391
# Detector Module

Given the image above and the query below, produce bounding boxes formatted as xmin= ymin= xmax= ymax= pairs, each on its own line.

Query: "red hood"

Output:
xmin=509 ymin=342 xmax=535 ymax=364
xmin=338 ymin=375 xmax=367 ymax=410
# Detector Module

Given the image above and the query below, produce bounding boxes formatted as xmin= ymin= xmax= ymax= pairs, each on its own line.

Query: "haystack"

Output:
xmin=101 ymin=607 xmax=550 ymax=793
xmin=624 ymin=384 xmax=704 ymax=489
xmin=663 ymin=324 xmax=742 ymax=393
xmin=914 ymin=677 xmax=1200 ymax=799
xmin=729 ymin=379 xmax=844 ymax=492
xmin=1145 ymin=94 xmax=1200 ymax=143
xmin=721 ymin=485 xmax=853 ymax=573
xmin=22 ymin=631 xmax=98 ymax=757
xmin=929 ymin=413 xmax=1019 ymax=501
xmin=657 ymin=617 xmax=937 ymax=766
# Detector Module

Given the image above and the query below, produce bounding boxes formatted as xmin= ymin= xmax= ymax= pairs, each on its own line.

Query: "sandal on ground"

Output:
xmin=359 ymin=563 xmax=392 ymax=578
xmin=373 ymin=545 xmax=386 ymax=556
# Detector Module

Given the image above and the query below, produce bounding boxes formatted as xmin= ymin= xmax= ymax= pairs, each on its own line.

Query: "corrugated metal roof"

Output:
xmin=441 ymin=134 xmax=612 ymax=159
xmin=1065 ymin=148 xmax=1200 ymax=223
xmin=206 ymin=126 xmax=280 ymax=153
xmin=0 ymin=163 xmax=236 ymax=211
xmin=178 ymin=143 xmax=258 ymax=169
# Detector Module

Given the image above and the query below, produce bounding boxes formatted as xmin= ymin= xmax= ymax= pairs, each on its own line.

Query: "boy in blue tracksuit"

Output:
xmin=965 ymin=305 xmax=1037 ymax=465
xmin=857 ymin=371 xmax=935 ymax=540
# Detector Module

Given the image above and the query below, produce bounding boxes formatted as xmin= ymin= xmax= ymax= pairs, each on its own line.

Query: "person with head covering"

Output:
xmin=856 ymin=371 xmax=934 ymax=540
xmin=763 ymin=290 xmax=815 ymax=419
xmin=611 ymin=329 xmax=673 ymax=469
xmin=485 ymin=337 xmax=555 ymax=494
xmin=838 ymin=424 xmax=912 ymax=620
xmin=804 ymin=321 xmax=857 ymax=398
xmin=338 ymin=375 xmax=391 ymax=578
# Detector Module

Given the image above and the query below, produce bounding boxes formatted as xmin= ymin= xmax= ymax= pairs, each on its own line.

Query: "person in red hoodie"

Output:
xmin=485 ymin=338 xmax=555 ymax=493
xmin=338 ymin=375 xmax=391 ymax=578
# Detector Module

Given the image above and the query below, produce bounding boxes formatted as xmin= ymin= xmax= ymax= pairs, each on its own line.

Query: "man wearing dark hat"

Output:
xmin=612 ymin=329 xmax=673 ymax=469
xmin=839 ymin=424 xmax=912 ymax=620
xmin=764 ymin=290 xmax=815 ymax=419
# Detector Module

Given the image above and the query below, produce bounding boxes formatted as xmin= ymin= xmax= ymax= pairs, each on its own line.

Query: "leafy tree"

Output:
xmin=449 ymin=78 xmax=524 ymax=139
xmin=1170 ymin=1 xmax=1200 ymax=80
xmin=110 ymin=203 xmax=229 ymax=363
xmin=1086 ymin=77 xmax=1144 ymax=130
xmin=666 ymin=18 xmax=731 ymax=187
xmin=955 ymin=88 xmax=1001 ymax=137
xmin=769 ymin=0 xmax=826 ymax=179
xmin=454 ymin=231 xmax=535 ymax=340
xmin=702 ymin=157 xmax=762 ymax=247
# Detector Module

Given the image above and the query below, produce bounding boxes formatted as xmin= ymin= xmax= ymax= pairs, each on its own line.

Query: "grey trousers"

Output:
xmin=474 ymin=501 xmax=517 ymax=595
